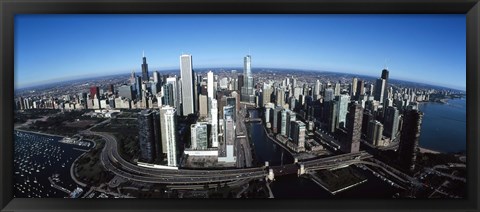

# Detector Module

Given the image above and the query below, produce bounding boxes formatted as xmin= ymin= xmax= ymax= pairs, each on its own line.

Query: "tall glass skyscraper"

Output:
xmin=141 ymin=52 xmax=149 ymax=82
xmin=241 ymin=55 xmax=255 ymax=103
xmin=160 ymin=106 xmax=178 ymax=167
xmin=180 ymin=54 xmax=195 ymax=116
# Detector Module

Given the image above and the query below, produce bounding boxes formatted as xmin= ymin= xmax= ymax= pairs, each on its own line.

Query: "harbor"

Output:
xmin=13 ymin=130 xmax=92 ymax=198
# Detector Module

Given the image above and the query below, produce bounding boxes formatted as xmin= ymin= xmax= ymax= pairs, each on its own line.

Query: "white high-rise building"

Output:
xmin=180 ymin=54 xmax=195 ymax=116
xmin=207 ymin=71 xmax=215 ymax=116
xmin=160 ymin=106 xmax=178 ymax=167
xmin=211 ymin=98 xmax=219 ymax=148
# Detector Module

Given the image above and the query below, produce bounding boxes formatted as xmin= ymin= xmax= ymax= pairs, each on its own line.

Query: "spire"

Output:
xmin=143 ymin=50 xmax=145 ymax=58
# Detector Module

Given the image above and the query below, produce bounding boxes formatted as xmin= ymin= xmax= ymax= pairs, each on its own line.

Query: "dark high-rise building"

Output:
xmin=398 ymin=109 xmax=423 ymax=172
xmin=381 ymin=68 xmax=389 ymax=102
xmin=374 ymin=78 xmax=386 ymax=103
xmin=238 ymin=74 xmax=244 ymax=94
xmin=162 ymin=83 xmax=175 ymax=107
xmin=138 ymin=109 xmax=160 ymax=163
xmin=141 ymin=52 xmax=149 ymax=82
xmin=108 ymin=84 xmax=115 ymax=94
xmin=344 ymin=103 xmax=363 ymax=153
xmin=381 ymin=69 xmax=389 ymax=80
xmin=384 ymin=106 xmax=400 ymax=141
xmin=89 ymin=86 xmax=100 ymax=100
xmin=135 ymin=76 xmax=142 ymax=100
xmin=355 ymin=80 xmax=364 ymax=99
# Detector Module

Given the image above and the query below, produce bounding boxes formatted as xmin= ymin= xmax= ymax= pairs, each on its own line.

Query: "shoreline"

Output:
xmin=15 ymin=128 xmax=66 ymax=139
xmin=418 ymin=147 xmax=441 ymax=154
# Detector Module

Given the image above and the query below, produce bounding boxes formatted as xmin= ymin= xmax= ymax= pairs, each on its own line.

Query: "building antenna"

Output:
xmin=143 ymin=50 xmax=145 ymax=58
xmin=384 ymin=58 xmax=388 ymax=70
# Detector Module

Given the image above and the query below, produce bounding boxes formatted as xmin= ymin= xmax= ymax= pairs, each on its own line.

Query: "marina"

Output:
xmin=13 ymin=130 xmax=92 ymax=198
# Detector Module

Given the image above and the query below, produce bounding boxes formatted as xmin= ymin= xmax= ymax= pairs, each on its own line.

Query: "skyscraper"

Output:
xmin=351 ymin=77 xmax=358 ymax=97
xmin=160 ymin=106 xmax=178 ymax=167
xmin=135 ymin=76 xmax=142 ymax=100
xmin=367 ymin=120 xmax=383 ymax=146
xmin=153 ymin=71 xmax=160 ymax=83
xmin=89 ymin=86 xmax=100 ymax=100
xmin=138 ymin=110 xmax=160 ymax=163
xmin=345 ymin=103 xmax=363 ymax=153
xmin=118 ymin=84 xmax=134 ymax=100
xmin=384 ymin=106 xmax=400 ymax=140
xmin=398 ymin=109 xmax=423 ymax=172
xmin=166 ymin=76 xmax=180 ymax=113
xmin=191 ymin=122 xmax=209 ymax=150
xmin=374 ymin=78 xmax=386 ymax=104
xmin=336 ymin=94 xmax=350 ymax=128
xmin=241 ymin=55 xmax=255 ymax=103
xmin=180 ymin=54 xmax=195 ymax=115
xmin=210 ymin=98 xmax=219 ymax=148
xmin=141 ymin=52 xmax=149 ymax=82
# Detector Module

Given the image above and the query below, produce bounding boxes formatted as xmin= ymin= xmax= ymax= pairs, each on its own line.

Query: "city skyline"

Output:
xmin=15 ymin=14 xmax=466 ymax=90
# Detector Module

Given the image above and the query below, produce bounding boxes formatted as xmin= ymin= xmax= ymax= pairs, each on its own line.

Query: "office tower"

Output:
xmin=238 ymin=74 xmax=244 ymax=93
xmin=280 ymin=109 xmax=288 ymax=136
xmin=241 ymin=55 xmax=255 ymax=103
xmin=210 ymin=98 xmax=219 ymax=148
xmin=345 ymin=103 xmax=363 ymax=153
xmin=263 ymin=86 xmax=273 ymax=106
xmin=199 ymin=94 xmax=208 ymax=118
xmin=381 ymin=68 xmax=389 ymax=103
xmin=315 ymin=80 xmax=322 ymax=97
xmin=264 ymin=103 xmax=275 ymax=127
xmin=180 ymin=54 xmax=195 ymax=115
xmin=324 ymin=88 xmax=335 ymax=102
xmin=374 ymin=78 xmax=386 ymax=104
xmin=166 ymin=76 xmax=180 ymax=114
xmin=130 ymin=70 xmax=136 ymax=85
xmin=291 ymin=121 xmax=306 ymax=152
xmin=219 ymin=116 xmax=236 ymax=163
xmin=160 ymin=106 xmax=178 ymax=167
xmin=384 ymin=106 xmax=400 ymax=141
xmin=351 ymin=77 xmax=358 ymax=97
xmin=108 ymin=84 xmax=115 ymax=94
xmin=191 ymin=122 xmax=208 ymax=150
xmin=162 ymin=83 xmax=174 ymax=107
xmin=273 ymin=106 xmax=283 ymax=134
xmin=381 ymin=68 xmax=389 ymax=80
xmin=141 ymin=52 xmax=149 ymax=82
xmin=398 ymin=109 xmax=423 ymax=172
xmin=361 ymin=111 xmax=374 ymax=137
xmin=334 ymin=83 xmax=341 ymax=96
xmin=226 ymin=97 xmax=237 ymax=121
xmin=336 ymin=94 xmax=350 ymax=128
xmin=326 ymin=101 xmax=338 ymax=133
xmin=89 ymin=86 xmax=100 ymax=100
xmin=286 ymin=110 xmax=296 ymax=139
xmin=151 ymin=81 xmax=160 ymax=95
xmin=276 ymin=88 xmax=285 ymax=107
xmin=118 ymin=85 xmax=134 ymax=100
xmin=138 ymin=110 xmax=160 ymax=163
xmin=153 ymin=71 xmax=160 ymax=83
xmin=207 ymin=71 xmax=215 ymax=117
xmin=135 ymin=76 xmax=142 ymax=100
xmin=356 ymin=80 xmax=364 ymax=99
xmin=367 ymin=120 xmax=383 ymax=146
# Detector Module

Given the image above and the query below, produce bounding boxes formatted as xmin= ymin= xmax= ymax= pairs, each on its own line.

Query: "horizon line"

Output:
xmin=15 ymin=67 xmax=466 ymax=92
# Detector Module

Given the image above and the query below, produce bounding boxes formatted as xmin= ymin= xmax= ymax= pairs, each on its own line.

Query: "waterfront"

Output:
xmin=418 ymin=98 xmax=466 ymax=153
xmin=13 ymin=130 xmax=92 ymax=198
xmin=248 ymin=120 xmax=402 ymax=198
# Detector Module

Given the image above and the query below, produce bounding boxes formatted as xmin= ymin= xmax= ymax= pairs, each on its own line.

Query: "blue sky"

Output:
xmin=15 ymin=14 xmax=466 ymax=90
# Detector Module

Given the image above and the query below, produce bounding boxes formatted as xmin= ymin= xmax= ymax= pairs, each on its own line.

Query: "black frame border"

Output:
xmin=1 ymin=0 xmax=479 ymax=212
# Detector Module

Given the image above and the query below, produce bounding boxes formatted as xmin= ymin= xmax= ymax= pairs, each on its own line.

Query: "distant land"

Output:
xmin=15 ymin=68 xmax=466 ymax=93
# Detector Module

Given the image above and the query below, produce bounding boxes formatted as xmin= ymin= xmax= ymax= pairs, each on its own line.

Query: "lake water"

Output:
xmin=13 ymin=130 xmax=91 ymax=198
xmin=417 ymin=98 xmax=466 ymax=153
